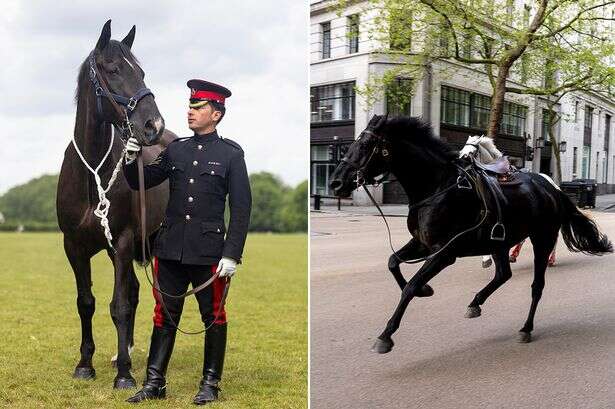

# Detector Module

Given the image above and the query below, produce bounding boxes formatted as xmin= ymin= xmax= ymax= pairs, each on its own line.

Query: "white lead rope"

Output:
xmin=71 ymin=126 xmax=126 ymax=252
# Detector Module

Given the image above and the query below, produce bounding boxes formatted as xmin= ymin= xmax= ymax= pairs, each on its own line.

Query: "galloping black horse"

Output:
xmin=330 ymin=115 xmax=612 ymax=353
xmin=57 ymin=21 xmax=177 ymax=388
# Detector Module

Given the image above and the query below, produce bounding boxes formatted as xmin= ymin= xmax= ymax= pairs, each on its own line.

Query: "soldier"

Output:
xmin=124 ymin=79 xmax=251 ymax=404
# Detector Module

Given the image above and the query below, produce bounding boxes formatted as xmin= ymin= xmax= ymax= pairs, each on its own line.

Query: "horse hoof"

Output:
xmin=464 ymin=306 xmax=481 ymax=318
xmin=416 ymin=284 xmax=434 ymax=297
xmin=73 ymin=367 xmax=96 ymax=380
xmin=371 ymin=338 xmax=394 ymax=354
xmin=113 ymin=375 xmax=137 ymax=389
xmin=517 ymin=331 xmax=532 ymax=343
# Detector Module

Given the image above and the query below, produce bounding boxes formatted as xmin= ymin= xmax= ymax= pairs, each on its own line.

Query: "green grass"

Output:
xmin=0 ymin=232 xmax=307 ymax=408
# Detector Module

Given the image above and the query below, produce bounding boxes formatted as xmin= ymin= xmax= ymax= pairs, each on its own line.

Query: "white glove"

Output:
xmin=217 ymin=257 xmax=237 ymax=278
xmin=125 ymin=137 xmax=142 ymax=164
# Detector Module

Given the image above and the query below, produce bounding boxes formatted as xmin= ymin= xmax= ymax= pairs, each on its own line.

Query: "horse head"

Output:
xmin=88 ymin=20 xmax=164 ymax=145
xmin=330 ymin=114 xmax=392 ymax=197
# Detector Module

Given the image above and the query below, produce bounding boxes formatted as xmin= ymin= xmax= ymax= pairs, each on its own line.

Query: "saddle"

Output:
xmin=474 ymin=156 xmax=521 ymax=186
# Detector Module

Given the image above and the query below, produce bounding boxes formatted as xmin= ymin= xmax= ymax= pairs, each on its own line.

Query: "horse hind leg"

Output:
xmin=387 ymin=238 xmax=434 ymax=297
xmin=65 ymin=238 xmax=96 ymax=380
xmin=518 ymin=232 xmax=556 ymax=343
xmin=466 ymin=249 xmax=512 ymax=319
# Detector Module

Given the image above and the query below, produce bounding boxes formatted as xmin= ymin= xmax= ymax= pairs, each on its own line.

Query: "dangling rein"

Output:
xmin=361 ymin=164 xmax=490 ymax=264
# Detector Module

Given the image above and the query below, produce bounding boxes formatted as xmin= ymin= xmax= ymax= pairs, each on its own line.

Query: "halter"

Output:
xmin=87 ymin=50 xmax=154 ymax=139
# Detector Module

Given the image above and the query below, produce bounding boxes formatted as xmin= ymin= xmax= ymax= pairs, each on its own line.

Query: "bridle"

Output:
xmin=87 ymin=50 xmax=154 ymax=140
xmin=340 ymin=129 xmax=392 ymax=186
xmin=342 ymin=128 xmax=490 ymax=264
xmin=86 ymin=49 xmax=227 ymax=335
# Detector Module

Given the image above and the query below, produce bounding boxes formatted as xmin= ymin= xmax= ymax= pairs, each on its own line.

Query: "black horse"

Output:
xmin=57 ymin=20 xmax=177 ymax=388
xmin=330 ymin=115 xmax=612 ymax=353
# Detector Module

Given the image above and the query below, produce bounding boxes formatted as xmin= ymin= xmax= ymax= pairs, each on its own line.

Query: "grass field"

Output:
xmin=0 ymin=232 xmax=307 ymax=408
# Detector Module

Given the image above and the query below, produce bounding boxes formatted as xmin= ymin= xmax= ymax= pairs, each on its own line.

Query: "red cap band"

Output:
xmin=190 ymin=89 xmax=226 ymax=104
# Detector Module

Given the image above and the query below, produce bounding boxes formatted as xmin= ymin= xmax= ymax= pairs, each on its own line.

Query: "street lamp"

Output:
xmin=559 ymin=140 xmax=567 ymax=153
xmin=535 ymin=136 xmax=545 ymax=149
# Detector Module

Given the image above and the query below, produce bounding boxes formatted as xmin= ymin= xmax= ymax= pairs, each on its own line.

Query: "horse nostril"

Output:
xmin=144 ymin=119 xmax=157 ymax=136
xmin=330 ymin=179 xmax=342 ymax=190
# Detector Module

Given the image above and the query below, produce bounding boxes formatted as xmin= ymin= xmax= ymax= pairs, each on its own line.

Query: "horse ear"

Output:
xmin=375 ymin=114 xmax=388 ymax=129
xmin=96 ymin=19 xmax=112 ymax=51
xmin=121 ymin=25 xmax=136 ymax=49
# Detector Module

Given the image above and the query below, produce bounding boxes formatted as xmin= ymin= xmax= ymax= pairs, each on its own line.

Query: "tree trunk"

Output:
xmin=487 ymin=65 xmax=510 ymax=138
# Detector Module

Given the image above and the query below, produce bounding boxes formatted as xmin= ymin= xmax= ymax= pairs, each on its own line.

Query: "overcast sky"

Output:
xmin=0 ymin=1 xmax=308 ymax=194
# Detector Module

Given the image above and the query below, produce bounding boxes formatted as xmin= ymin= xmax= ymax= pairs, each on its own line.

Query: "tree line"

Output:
xmin=0 ymin=172 xmax=307 ymax=233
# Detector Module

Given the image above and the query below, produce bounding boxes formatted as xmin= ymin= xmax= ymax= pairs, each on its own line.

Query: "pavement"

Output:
xmin=310 ymin=207 xmax=615 ymax=409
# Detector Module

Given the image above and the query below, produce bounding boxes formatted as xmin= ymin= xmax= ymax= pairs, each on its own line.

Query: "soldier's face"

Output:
xmin=187 ymin=102 xmax=222 ymax=133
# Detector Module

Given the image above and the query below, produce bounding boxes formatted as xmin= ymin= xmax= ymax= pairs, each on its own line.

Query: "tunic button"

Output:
xmin=185 ymin=215 xmax=191 ymax=220
xmin=210 ymin=170 xmax=215 ymax=175
xmin=188 ymin=196 xmax=194 ymax=202
xmin=217 ymin=228 xmax=220 ymax=233
xmin=172 ymin=166 xmax=176 ymax=170
xmin=189 ymin=178 xmax=194 ymax=183
xmin=198 ymin=145 xmax=203 ymax=150
xmin=193 ymin=160 xmax=198 ymax=166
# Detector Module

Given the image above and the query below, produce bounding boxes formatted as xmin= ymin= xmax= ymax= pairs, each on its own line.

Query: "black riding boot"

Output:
xmin=126 ymin=326 xmax=177 ymax=403
xmin=193 ymin=323 xmax=227 ymax=405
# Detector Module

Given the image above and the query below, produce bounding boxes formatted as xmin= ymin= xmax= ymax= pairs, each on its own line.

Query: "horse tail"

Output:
xmin=559 ymin=190 xmax=612 ymax=255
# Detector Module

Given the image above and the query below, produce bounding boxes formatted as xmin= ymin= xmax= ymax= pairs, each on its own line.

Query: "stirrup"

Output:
xmin=490 ymin=223 xmax=505 ymax=241
xmin=457 ymin=175 xmax=472 ymax=189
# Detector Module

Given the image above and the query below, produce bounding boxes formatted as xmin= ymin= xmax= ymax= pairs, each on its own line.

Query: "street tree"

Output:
xmin=349 ymin=0 xmax=615 ymax=141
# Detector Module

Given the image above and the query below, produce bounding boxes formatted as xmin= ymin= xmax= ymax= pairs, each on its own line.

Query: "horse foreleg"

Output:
xmin=466 ymin=249 xmax=513 ymax=318
xmin=65 ymin=238 xmax=96 ymax=380
xmin=372 ymin=253 xmax=455 ymax=354
xmin=387 ymin=238 xmax=434 ymax=296
xmin=107 ymin=232 xmax=137 ymax=389
xmin=110 ymin=264 xmax=139 ymax=368
xmin=518 ymin=232 xmax=556 ymax=343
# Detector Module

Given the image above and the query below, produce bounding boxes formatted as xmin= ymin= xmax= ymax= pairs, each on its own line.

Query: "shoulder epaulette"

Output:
xmin=221 ymin=137 xmax=243 ymax=152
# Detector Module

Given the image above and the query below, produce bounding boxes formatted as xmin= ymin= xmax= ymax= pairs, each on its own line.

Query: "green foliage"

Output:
xmin=249 ymin=172 xmax=308 ymax=232
xmin=0 ymin=172 xmax=308 ymax=233
xmin=0 ymin=174 xmax=59 ymax=230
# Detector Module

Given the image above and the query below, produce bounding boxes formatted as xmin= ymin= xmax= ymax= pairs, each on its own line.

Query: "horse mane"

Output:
xmin=382 ymin=117 xmax=457 ymax=162
xmin=74 ymin=40 xmax=140 ymax=104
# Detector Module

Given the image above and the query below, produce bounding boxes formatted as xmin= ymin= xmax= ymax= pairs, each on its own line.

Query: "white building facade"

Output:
xmin=310 ymin=0 xmax=615 ymax=204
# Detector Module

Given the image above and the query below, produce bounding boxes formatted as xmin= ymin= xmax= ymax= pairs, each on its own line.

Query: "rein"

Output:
xmin=362 ymin=164 xmax=489 ymax=264
xmin=345 ymin=128 xmax=490 ymax=264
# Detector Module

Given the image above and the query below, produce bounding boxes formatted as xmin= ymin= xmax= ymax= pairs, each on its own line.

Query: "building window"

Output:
xmin=471 ymin=94 xmax=491 ymax=130
xmin=542 ymin=109 xmax=555 ymax=141
xmin=441 ymin=86 xmax=526 ymax=136
xmin=584 ymin=106 xmax=593 ymax=146
xmin=501 ymin=101 xmax=527 ymax=137
xmin=606 ymin=114 xmax=612 ymax=148
xmin=321 ymin=22 xmax=331 ymax=59
xmin=441 ymin=86 xmax=470 ymax=127
xmin=582 ymin=146 xmax=590 ymax=179
xmin=310 ymin=145 xmax=351 ymax=196
xmin=347 ymin=14 xmax=359 ymax=54
xmin=310 ymin=82 xmax=355 ymax=123
xmin=573 ymin=147 xmax=578 ymax=176
xmin=386 ymin=78 xmax=412 ymax=117
xmin=574 ymin=101 xmax=579 ymax=122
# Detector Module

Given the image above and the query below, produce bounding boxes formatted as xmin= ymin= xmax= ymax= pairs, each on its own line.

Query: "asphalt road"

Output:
xmin=310 ymin=210 xmax=615 ymax=409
